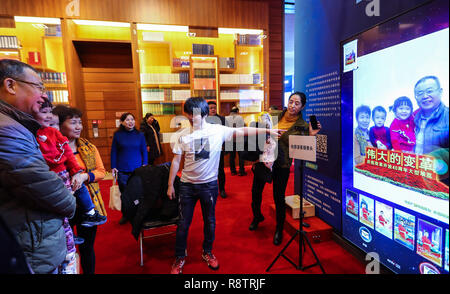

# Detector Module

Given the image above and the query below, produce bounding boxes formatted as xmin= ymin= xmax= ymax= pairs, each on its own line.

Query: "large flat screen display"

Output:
xmin=341 ymin=0 xmax=449 ymax=274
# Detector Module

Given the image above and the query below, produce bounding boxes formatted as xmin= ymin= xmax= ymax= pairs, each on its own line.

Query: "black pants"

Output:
xmin=251 ymin=165 xmax=290 ymax=231
xmin=69 ymin=210 xmax=98 ymax=274
xmin=229 ymin=151 xmax=245 ymax=173
xmin=218 ymin=151 xmax=225 ymax=191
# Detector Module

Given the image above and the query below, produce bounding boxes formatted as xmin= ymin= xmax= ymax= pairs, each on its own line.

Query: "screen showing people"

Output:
xmin=342 ymin=0 xmax=449 ymax=274
xmin=352 ymin=27 xmax=449 ymax=224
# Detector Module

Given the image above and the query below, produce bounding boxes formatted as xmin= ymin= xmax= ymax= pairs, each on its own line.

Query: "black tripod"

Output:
xmin=266 ymin=161 xmax=325 ymax=273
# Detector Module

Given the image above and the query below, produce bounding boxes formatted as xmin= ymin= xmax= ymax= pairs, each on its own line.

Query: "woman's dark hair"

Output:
xmin=184 ymin=97 xmax=209 ymax=117
xmin=116 ymin=112 xmax=137 ymax=133
xmin=289 ymin=91 xmax=307 ymax=108
xmin=52 ymin=104 xmax=83 ymax=126
xmin=392 ymin=96 xmax=413 ymax=113
xmin=355 ymin=105 xmax=371 ymax=119
xmin=120 ymin=112 xmax=135 ymax=122
xmin=144 ymin=113 xmax=154 ymax=121
xmin=40 ymin=98 xmax=53 ymax=110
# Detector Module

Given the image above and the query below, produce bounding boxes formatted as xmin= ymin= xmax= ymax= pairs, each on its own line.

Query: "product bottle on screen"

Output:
xmin=309 ymin=115 xmax=319 ymax=130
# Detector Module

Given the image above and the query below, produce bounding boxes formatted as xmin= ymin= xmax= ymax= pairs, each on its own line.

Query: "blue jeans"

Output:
xmin=175 ymin=181 xmax=218 ymax=257
xmin=74 ymin=184 xmax=95 ymax=213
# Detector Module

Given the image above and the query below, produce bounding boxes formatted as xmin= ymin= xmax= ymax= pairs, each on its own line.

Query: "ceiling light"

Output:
xmin=72 ymin=20 xmax=130 ymax=27
xmin=218 ymin=28 xmax=263 ymax=35
xmin=14 ymin=16 xmax=61 ymax=24
xmin=137 ymin=24 xmax=188 ymax=32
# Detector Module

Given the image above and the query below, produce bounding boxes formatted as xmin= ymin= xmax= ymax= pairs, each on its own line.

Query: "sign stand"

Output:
xmin=266 ymin=136 xmax=325 ymax=273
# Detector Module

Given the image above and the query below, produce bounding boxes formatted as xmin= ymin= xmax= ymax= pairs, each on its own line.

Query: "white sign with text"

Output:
xmin=289 ymin=135 xmax=317 ymax=162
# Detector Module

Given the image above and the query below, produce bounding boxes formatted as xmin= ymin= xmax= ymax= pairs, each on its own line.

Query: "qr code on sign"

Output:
xmin=316 ymin=134 xmax=327 ymax=153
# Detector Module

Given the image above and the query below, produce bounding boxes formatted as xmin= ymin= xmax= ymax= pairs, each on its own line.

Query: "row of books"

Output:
xmin=237 ymin=34 xmax=261 ymax=46
xmin=140 ymin=72 xmax=189 ymax=84
xmin=194 ymin=69 xmax=216 ymax=78
xmin=0 ymin=36 xmax=19 ymax=49
xmin=220 ymin=73 xmax=261 ymax=85
xmin=236 ymin=100 xmax=262 ymax=113
xmin=192 ymin=59 xmax=216 ymax=69
xmin=193 ymin=44 xmax=214 ymax=55
xmin=218 ymin=57 xmax=235 ymax=69
xmin=47 ymin=90 xmax=69 ymax=104
xmin=172 ymin=57 xmax=190 ymax=68
xmin=193 ymin=90 xmax=216 ymax=100
xmin=39 ymin=72 xmax=67 ymax=84
xmin=142 ymin=103 xmax=177 ymax=115
xmin=141 ymin=89 xmax=191 ymax=102
xmin=45 ymin=25 xmax=62 ymax=37
xmin=220 ymin=89 xmax=264 ymax=101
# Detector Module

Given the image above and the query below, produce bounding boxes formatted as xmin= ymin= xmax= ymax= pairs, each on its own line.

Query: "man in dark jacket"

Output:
xmin=0 ymin=59 xmax=76 ymax=274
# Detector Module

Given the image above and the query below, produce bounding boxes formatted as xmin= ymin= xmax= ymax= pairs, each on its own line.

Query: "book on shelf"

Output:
xmin=44 ymin=25 xmax=62 ymax=37
xmin=173 ymin=56 xmax=190 ymax=68
xmin=218 ymin=57 xmax=235 ymax=69
xmin=193 ymin=44 xmax=214 ymax=55
xmin=220 ymin=89 xmax=264 ymax=101
xmin=193 ymin=69 xmax=216 ymax=78
xmin=237 ymin=34 xmax=261 ymax=46
xmin=219 ymin=73 xmax=261 ymax=85
xmin=0 ymin=36 xmax=19 ymax=49
xmin=192 ymin=59 xmax=216 ymax=69
xmin=142 ymin=89 xmax=191 ymax=102
xmin=39 ymin=72 xmax=67 ymax=84
xmin=193 ymin=90 xmax=216 ymax=100
xmin=140 ymin=72 xmax=189 ymax=85
xmin=47 ymin=90 xmax=69 ymax=104
xmin=142 ymin=103 xmax=176 ymax=115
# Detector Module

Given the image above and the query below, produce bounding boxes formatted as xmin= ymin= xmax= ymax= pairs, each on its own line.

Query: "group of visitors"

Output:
xmin=1 ymin=59 xmax=322 ymax=275
xmin=0 ymin=59 xmax=107 ymax=274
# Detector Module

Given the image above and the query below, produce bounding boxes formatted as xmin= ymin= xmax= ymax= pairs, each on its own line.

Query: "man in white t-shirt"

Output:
xmin=167 ymin=97 xmax=284 ymax=274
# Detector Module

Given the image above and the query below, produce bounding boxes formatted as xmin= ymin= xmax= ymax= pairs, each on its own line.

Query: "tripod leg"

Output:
xmin=266 ymin=230 xmax=299 ymax=272
xmin=302 ymin=231 xmax=326 ymax=274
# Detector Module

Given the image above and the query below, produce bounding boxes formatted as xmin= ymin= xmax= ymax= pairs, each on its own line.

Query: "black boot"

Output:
xmin=248 ymin=215 xmax=265 ymax=231
xmin=273 ymin=229 xmax=283 ymax=246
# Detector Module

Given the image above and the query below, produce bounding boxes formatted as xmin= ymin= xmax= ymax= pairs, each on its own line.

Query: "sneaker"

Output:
xmin=73 ymin=236 xmax=85 ymax=245
xmin=170 ymin=257 xmax=185 ymax=274
xmin=202 ymin=251 xmax=219 ymax=270
xmin=81 ymin=210 xmax=107 ymax=227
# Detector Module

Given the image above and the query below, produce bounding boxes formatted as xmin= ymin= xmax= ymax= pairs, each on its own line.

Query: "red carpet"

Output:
xmin=93 ymin=166 xmax=366 ymax=274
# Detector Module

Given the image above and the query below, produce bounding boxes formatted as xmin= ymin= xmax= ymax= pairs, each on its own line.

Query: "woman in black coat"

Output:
xmin=140 ymin=113 xmax=163 ymax=165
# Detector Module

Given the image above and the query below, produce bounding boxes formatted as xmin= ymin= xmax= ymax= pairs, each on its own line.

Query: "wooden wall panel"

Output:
xmin=268 ymin=0 xmax=284 ymax=109
xmin=0 ymin=0 xmax=269 ymax=30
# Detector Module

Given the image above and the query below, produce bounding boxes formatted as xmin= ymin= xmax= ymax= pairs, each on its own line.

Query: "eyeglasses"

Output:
xmin=415 ymin=88 xmax=439 ymax=98
xmin=12 ymin=78 xmax=46 ymax=94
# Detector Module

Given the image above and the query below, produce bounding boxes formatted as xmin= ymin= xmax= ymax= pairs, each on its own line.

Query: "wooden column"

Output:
xmin=268 ymin=0 xmax=284 ymax=109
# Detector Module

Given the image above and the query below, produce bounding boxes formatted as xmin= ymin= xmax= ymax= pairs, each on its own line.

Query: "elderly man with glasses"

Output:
xmin=0 ymin=59 xmax=76 ymax=274
xmin=413 ymin=75 xmax=449 ymax=185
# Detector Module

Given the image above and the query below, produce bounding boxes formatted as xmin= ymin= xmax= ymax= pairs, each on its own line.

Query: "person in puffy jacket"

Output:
xmin=0 ymin=59 xmax=76 ymax=274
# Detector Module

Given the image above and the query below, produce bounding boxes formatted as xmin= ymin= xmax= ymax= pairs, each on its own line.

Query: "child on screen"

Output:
xmin=353 ymin=105 xmax=372 ymax=165
xmin=389 ymin=96 xmax=416 ymax=153
xmin=369 ymin=106 xmax=392 ymax=150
